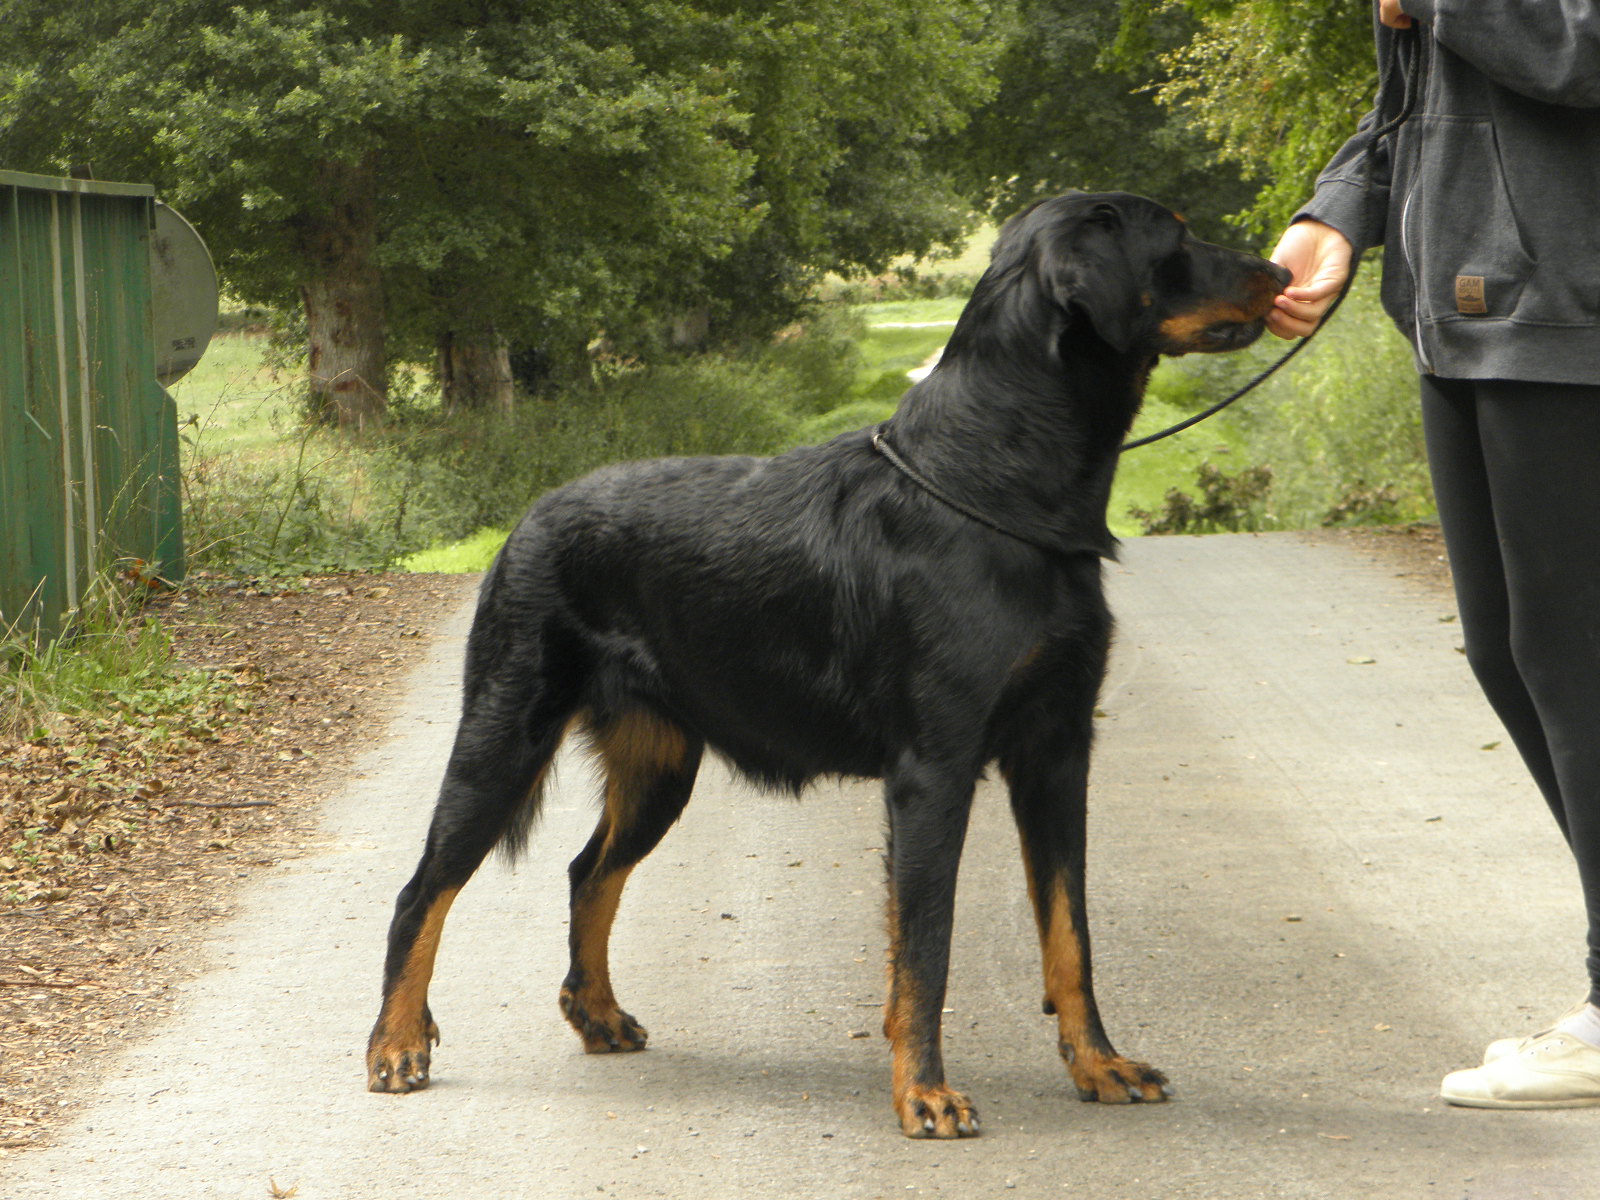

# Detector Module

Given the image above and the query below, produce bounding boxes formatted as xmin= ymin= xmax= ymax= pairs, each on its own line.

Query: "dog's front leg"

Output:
xmin=1005 ymin=748 xmax=1170 ymax=1104
xmin=882 ymin=755 xmax=981 ymax=1138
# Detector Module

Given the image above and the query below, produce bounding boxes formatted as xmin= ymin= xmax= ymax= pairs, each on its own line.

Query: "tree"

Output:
xmin=947 ymin=0 xmax=1257 ymax=239
xmin=582 ymin=0 xmax=1010 ymax=351
xmin=1118 ymin=0 xmax=1376 ymax=235
xmin=2 ymin=1 xmax=1006 ymax=415
xmin=1 ymin=1 xmax=756 ymax=420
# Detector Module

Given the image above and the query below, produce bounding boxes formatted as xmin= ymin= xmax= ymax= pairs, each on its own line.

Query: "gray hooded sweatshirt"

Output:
xmin=1300 ymin=2 xmax=1600 ymax=383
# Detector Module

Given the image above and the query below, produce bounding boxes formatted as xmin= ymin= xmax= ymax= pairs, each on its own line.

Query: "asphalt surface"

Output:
xmin=6 ymin=532 xmax=1599 ymax=1200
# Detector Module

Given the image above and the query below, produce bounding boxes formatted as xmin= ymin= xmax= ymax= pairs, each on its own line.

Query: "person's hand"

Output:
xmin=1379 ymin=0 xmax=1412 ymax=28
xmin=1267 ymin=219 xmax=1353 ymax=340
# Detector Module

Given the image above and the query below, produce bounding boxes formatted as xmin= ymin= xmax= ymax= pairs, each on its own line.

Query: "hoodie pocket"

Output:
xmin=1404 ymin=116 xmax=1535 ymax=322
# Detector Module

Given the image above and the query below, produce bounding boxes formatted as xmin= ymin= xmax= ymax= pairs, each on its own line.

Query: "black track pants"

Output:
xmin=1421 ymin=375 xmax=1600 ymax=1005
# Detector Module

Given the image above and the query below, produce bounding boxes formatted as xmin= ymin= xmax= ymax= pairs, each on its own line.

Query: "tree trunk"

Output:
xmin=438 ymin=326 xmax=515 ymax=413
xmin=301 ymin=158 xmax=386 ymax=428
xmin=671 ymin=306 xmax=711 ymax=349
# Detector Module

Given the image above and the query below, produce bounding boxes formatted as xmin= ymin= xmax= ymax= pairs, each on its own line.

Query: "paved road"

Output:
xmin=7 ymin=533 xmax=1598 ymax=1199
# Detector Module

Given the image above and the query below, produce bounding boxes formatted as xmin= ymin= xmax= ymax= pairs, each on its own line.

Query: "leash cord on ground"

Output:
xmin=1119 ymin=26 xmax=1420 ymax=454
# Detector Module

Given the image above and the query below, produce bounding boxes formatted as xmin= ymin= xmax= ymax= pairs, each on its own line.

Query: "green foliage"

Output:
xmin=371 ymin=356 xmax=806 ymax=549
xmin=951 ymin=0 xmax=1256 ymax=236
xmin=1126 ymin=0 xmax=1377 ymax=233
xmin=817 ymin=270 xmax=981 ymax=307
xmin=795 ymin=399 xmax=899 ymax=445
xmin=1108 ymin=391 xmax=1252 ymax=538
xmin=1234 ymin=300 xmax=1430 ymax=527
xmin=2 ymin=570 xmax=232 ymax=741
xmin=2 ymin=1 xmax=759 ymax=361
xmin=1129 ymin=461 xmax=1274 ymax=534
xmin=654 ymin=0 xmax=1005 ymax=344
xmin=752 ymin=307 xmax=869 ymax=417
xmin=181 ymin=429 xmax=408 ymax=576
xmin=0 ymin=0 xmax=1007 ymax=384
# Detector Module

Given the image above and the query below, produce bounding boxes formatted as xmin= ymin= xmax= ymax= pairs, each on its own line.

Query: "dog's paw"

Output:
xmin=366 ymin=1016 xmax=441 ymax=1093
xmin=559 ymin=987 xmax=649 ymax=1053
xmin=1062 ymin=1043 xmax=1171 ymax=1104
xmin=895 ymin=1084 xmax=981 ymax=1139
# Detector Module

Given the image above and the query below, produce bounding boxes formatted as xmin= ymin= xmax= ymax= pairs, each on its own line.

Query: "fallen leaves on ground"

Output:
xmin=0 ymin=571 xmax=471 ymax=1155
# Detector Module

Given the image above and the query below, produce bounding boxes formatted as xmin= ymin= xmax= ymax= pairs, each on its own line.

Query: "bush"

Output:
xmin=754 ymin=307 xmax=868 ymax=416
xmin=816 ymin=268 xmax=977 ymax=307
xmin=182 ymin=426 xmax=407 ymax=576
xmin=1130 ymin=462 xmax=1275 ymax=535
xmin=371 ymin=354 xmax=806 ymax=549
xmin=1235 ymin=267 xmax=1430 ymax=528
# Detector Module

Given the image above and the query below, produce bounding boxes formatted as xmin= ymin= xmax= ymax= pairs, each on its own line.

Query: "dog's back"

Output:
xmin=476 ymin=427 xmax=1071 ymax=792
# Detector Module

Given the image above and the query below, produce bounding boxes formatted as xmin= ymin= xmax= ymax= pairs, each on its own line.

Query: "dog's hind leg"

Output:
xmin=1002 ymin=714 xmax=1170 ymax=1105
xmin=366 ymin=644 xmax=577 ymax=1094
xmin=560 ymin=708 xmax=703 ymax=1053
xmin=881 ymin=750 xmax=983 ymax=1138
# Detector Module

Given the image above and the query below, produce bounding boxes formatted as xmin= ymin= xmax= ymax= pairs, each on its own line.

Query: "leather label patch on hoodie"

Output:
xmin=1456 ymin=276 xmax=1488 ymax=315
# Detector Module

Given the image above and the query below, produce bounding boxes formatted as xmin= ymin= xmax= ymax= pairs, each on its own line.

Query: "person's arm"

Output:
xmin=1400 ymin=0 xmax=1600 ymax=107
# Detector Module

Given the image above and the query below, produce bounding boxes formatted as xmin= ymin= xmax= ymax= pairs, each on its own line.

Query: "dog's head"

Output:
xmin=986 ymin=192 xmax=1290 ymax=358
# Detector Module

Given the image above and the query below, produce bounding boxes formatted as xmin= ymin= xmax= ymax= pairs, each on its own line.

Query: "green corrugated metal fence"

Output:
xmin=1 ymin=168 xmax=185 ymax=643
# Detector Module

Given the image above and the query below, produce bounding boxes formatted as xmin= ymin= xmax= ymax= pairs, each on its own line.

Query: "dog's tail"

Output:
xmin=439 ymin=551 xmax=583 ymax=867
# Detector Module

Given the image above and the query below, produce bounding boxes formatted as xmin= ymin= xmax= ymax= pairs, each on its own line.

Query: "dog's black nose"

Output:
xmin=1266 ymin=260 xmax=1293 ymax=290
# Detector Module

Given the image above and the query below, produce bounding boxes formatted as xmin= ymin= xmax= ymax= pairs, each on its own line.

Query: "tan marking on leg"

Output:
xmin=1037 ymin=875 xmax=1090 ymax=1052
xmin=591 ymin=709 xmax=689 ymax=797
xmin=881 ymin=906 xmax=979 ymax=1138
xmin=1035 ymin=876 xmax=1168 ymax=1104
xmin=560 ymin=855 xmax=649 ymax=1052
xmin=560 ymin=712 xmax=687 ymax=1054
xmin=884 ymin=955 xmax=919 ymax=1096
xmin=883 ymin=869 xmax=901 ymax=1039
xmin=572 ymin=863 xmax=633 ymax=1009
xmin=367 ymin=886 xmax=460 ymax=1092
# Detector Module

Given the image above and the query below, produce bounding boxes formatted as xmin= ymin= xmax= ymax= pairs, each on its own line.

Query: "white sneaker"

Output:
xmin=1481 ymin=1001 xmax=1592 ymax=1065
xmin=1443 ymin=1031 xmax=1600 ymax=1108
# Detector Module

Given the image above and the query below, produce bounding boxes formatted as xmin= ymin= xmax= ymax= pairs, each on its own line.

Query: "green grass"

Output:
xmin=862 ymin=297 xmax=968 ymax=326
xmin=166 ymin=334 xmax=302 ymax=457
xmin=2 ymin=572 xmax=235 ymax=740
xmin=856 ymin=322 xmax=951 ymax=378
xmin=399 ymin=527 xmax=507 ymax=573
xmin=891 ymin=221 xmax=998 ymax=278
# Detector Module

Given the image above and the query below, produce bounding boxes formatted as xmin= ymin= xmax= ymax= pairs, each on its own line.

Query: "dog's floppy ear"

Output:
xmin=1044 ymin=201 xmax=1147 ymax=354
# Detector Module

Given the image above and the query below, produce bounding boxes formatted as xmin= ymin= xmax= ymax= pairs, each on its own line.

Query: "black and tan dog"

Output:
xmin=366 ymin=192 xmax=1288 ymax=1137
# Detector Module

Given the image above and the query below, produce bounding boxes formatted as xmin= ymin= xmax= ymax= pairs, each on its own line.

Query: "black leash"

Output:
xmin=1119 ymin=26 xmax=1420 ymax=453
xmin=1118 ymin=327 xmax=1324 ymax=452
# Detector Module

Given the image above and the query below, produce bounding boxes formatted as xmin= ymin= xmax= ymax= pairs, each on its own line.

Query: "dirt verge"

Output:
xmin=0 ymin=571 xmax=476 ymax=1155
